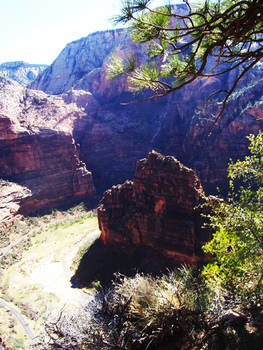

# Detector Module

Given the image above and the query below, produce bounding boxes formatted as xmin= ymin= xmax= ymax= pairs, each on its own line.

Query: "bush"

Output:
xmin=33 ymin=268 xmax=215 ymax=350
xmin=203 ymin=131 xmax=263 ymax=305
xmin=34 ymin=266 xmax=263 ymax=350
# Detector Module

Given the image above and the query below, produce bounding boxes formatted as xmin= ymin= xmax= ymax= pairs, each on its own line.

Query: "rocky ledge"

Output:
xmin=98 ymin=151 xmax=218 ymax=266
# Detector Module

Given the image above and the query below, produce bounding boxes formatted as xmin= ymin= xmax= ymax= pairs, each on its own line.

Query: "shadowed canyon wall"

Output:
xmin=1 ymin=16 xmax=263 ymax=227
xmin=31 ymin=25 xmax=263 ymax=196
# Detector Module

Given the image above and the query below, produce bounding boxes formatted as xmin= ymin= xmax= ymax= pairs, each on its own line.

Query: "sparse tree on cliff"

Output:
xmin=107 ymin=0 xmax=263 ymax=132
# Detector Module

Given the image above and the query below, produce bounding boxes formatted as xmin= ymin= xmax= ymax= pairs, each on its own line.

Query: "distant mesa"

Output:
xmin=0 ymin=61 xmax=48 ymax=87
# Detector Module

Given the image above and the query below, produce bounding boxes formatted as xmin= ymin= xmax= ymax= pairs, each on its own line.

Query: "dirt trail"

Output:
xmin=0 ymin=224 xmax=44 ymax=258
xmin=0 ymin=299 xmax=35 ymax=342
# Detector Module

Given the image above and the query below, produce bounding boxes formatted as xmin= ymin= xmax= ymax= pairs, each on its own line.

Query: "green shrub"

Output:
xmin=34 ymin=266 xmax=263 ymax=350
xmin=203 ymin=131 xmax=263 ymax=305
xmin=34 ymin=268 xmax=214 ymax=350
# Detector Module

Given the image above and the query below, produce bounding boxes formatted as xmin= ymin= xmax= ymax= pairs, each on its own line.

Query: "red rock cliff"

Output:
xmin=98 ymin=151 xmax=217 ymax=265
xmin=30 ymin=27 xmax=263 ymax=195
xmin=0 ymin=77 xmax=96 ymax=228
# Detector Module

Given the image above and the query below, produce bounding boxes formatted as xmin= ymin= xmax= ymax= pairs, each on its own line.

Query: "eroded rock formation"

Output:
xmin=30 ymin=29 xmax=137 ymax=96
xmin=98 ymin=151 xmax=217 ymax=265
xmin=2 ymin=19 xmax=263 ymax=227
xmin=31 ymin=26 xmax=263 ymax=195
xmin=0 ymin=76 xmax=96 ymax=228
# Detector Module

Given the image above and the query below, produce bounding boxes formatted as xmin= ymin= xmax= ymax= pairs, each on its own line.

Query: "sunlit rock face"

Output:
xmin=30 ymin=29 xmax=137 ymax=96
xmin=31 ymin=26 xmax=263 ymax=195
xmin=0 ymin=61 xmax=48 ymax=86
xmin=0 ymin=181 xmax=31 ymax=231
xmin=0 ymin=76 xmax=96 ymax=228
xmin=98 ymin=151 xmax=218 ymax=266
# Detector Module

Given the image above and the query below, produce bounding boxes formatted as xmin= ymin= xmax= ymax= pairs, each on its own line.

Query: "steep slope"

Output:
xmin=30 ymin=29 xmax=136 ymax=95
xmin=0 ymin=76 xmax=96 ymax=229
xmin=0 ymin=61 xmax=48 ymax=86
xmin=30 ymin=27 xmax=263 ymax=195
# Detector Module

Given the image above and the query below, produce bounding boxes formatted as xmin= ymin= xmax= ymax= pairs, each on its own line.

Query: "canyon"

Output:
xmin=0 ymin=61 xmax=47 ymax=87
xmin=0 ymin=4 xmax=263 ymax=348
xmin=31 ymin=27 xmax=263 ymax=195
xmin=1 ymin=22 xmax=263 ymax=244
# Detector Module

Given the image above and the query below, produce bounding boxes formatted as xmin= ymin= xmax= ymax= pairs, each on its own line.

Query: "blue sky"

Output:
xmin=0 ymin=0 xmax=182 ymax=65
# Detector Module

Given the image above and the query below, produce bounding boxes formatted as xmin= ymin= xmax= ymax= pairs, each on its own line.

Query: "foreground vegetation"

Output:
xmin=33 ymin=132 xmax=263 ymax=350
xmin=203 ymin=131 xmax=263 ymax=305
xmin=34 ymin=269 xmax=263 ymax=350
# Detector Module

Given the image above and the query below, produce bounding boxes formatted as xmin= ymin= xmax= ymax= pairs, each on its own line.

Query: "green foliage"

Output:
xmin=107 ymin=0 xmax=263 ymax=129
xmin=130 ymin=6 xmax=171 ymax=43
xmin=106 ymin=55 xmax=137 ymax=79
xmin=203 ymin=131 xmax=263 ymax=303
xmin=160 ymin=54 xmax=187 ymax=79
xmin=128 ymin=61 xmax=161 ymax=91
xmin=229 ymin=132 xmax=263 ymax=185
xmin=113 ymin=0 xmax=152 ymax=23
xmin=35 ymin=268 xmax=215 ymax=350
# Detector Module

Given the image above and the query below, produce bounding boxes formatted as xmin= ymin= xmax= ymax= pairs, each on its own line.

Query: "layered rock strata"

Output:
xmin=98 ymin=151 xmax=217 ymax=265
xmin=0 ymin=76 xmax=96 ymax=228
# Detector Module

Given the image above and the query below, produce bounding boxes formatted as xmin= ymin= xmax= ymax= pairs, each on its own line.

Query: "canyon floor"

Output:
xmin=0 ymin=206 xmax=99 ymax=349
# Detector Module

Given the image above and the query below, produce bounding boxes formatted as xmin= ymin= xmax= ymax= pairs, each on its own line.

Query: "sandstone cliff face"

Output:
xmin=30 ymin=29 xmax=137 ymax=96
xmin=98 ymin=151 xmax=216 ymax=265
xmin=30 ymin=27 xmax=263 ymax=195
xmin=0 ymin=181 xmax=31 ymax=231
xmin=0 ymin=76 xmax=96 ymax=228
xmin=182 ymin=77 xmax=263 ymax=193
xmin=0 ymin=61 xmax=48 ymax=86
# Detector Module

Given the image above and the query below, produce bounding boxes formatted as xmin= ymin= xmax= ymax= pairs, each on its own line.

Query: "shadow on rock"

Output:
xmin=71 ymin=238 xmax=176 ymax=287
